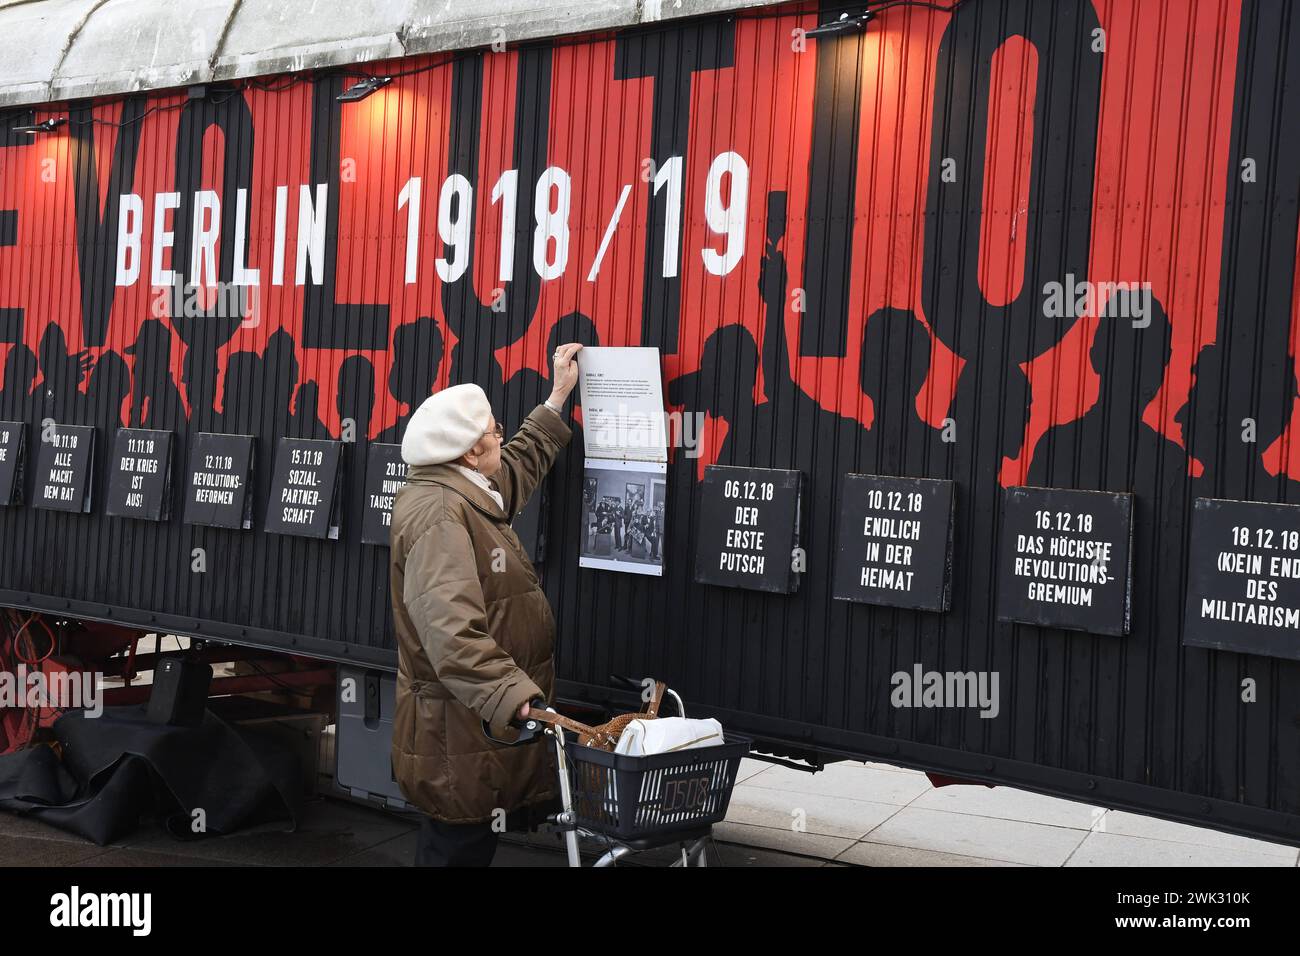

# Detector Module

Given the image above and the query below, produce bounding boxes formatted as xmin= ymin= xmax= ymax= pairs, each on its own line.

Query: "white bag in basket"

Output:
xmin=614 ymin=716 xmax=725 ymax=756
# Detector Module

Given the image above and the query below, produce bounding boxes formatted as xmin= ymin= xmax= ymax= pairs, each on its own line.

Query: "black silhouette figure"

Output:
xmin=36 ymin=325 xmax=93 ymax=422
xmin=1025 ymin=295 xmax=1191 ymax=697
xmin=1177 ymin=311 xmax=1300 ymax=500
xmin=262 ymin=331 xmax=301 ymax=431
xmin=0 ymin=344 xmax=37 ymax=421
xmin=376 ymin=317 xmax=443 ymax=444
xmin=87 ymin=350 xmax=132 ymax=496
xmin=86 ymin=351 xmax=131 ymax=430
xmin=501 ymin=312 xmax=602 ymax=431
xmin=858 ymin=308 xmax=951 ymax=477
xmin=216 ymin=351 xmax=262 ymax=435
xmin=337 ymin=355 xmax=377 ymax=441
xmin=447 ymin=309 xmax=602 ymax=439
xmin=289 ymin=382 xmax=330 ymax=439
xmin=173 ymin=303 xmax=242 ymax=433
xmin=451 ymin=349 xmax=509 ymax=418
xmin=88 ymin=351 xmax=132 ymax=502
xmin=669 ymin=324 xmax=768 ymax=466
xmin=1028 ymin=293 xmax=1187 ymax=491
xmin=737 ymin=192 xmax=869 ymax=470
xmin=757 ymin=192 xmax=796 ymax=412
xmin=667 ymin=191 xmax=877 ymax=472
xmin=125 ymin=319 xmax=186 ymax=431
xmin=945 ymin=338 xmax=1033 ymax=466
xmin=549 ymin=312 xmax=601 ymax=357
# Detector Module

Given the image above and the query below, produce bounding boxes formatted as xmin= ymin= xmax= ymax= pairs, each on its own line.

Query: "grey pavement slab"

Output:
xmin=862 ymin=806 xmax=1090 ymax=866
xmin=712 ymin=820 xmax=856 ymax=860
xmin=116 ymin=798 xmax=414 ymax=865
xmin=72 ymin=848 xmax=243 ymax=867
xmin=727 ymin=782 xmax=902 ymax=839
xmin=328 ymin=830 xmax=419 ymax=866
xmin=1095 ymin=810 xmax=1299 ymax=861
xmin=488 ymin=842 xmax=574 ymax=866
xmin=0 ymin=811 xmax=107 ymax=844
xmin=0 ymin=834 xmax=109 ymax=866
xmin=1066 ymin=831 xmax=1296 ymax=867
xmin=836 ymin=841 xmax=1025 ymax=867
xmin=708 ymin=830 xmax=838 ymax=867
xmin=739 ymin=761 xmax=934 ymax=806
xmin=911 ymin=782 xmax=1104 ymax=830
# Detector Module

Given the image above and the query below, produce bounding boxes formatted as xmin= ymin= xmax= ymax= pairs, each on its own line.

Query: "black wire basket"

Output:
xmin=564 ymin=733 xmax=751 ymax=841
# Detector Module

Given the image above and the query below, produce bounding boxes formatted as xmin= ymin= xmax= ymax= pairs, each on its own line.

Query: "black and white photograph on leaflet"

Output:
xmin=576 ymin=347 xmax=667 ymax=577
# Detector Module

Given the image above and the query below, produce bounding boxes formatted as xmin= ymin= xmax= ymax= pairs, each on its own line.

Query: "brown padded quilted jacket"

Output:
xmin=389 ymin=403 xmax=571 ymax=823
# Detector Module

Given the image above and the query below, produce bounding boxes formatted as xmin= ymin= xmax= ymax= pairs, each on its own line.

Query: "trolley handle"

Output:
xmin=481 ymin=695 xmax=548 ymax=746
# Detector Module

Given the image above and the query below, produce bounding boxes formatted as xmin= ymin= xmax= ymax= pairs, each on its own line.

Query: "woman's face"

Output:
xmin=464 ymin=415 xmax=504 ymax=478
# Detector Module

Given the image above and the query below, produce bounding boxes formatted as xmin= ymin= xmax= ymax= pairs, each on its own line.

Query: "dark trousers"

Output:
xmin=414 ymin=817 xmax=500 ymax=867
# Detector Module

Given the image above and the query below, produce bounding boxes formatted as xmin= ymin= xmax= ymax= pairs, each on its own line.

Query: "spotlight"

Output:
xmin=805 ymin=9 xmax=875 ymax=39
xmin=12 ymin=117 xmax=66 ymax=135
xmin=336 ymin=76 xmax=392 ymax=103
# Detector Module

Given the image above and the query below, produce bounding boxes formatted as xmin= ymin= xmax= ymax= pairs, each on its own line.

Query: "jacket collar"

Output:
xmin=406 ymin=462 xmax=507 ymax=520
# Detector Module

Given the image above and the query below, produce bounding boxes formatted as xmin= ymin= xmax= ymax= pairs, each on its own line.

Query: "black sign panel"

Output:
xmin=0 ymin=421 xmax=25 ymax=506
xmin=833 ymin=474 xmax=954 ymax=610
xmin=361 ymin=444 xmax=407 ymax=546
xmin=265 ymin=438 xmax=343 ymax=539
xmin=33 ymin=424 xmax=96 ymax=513
xmin=695 ymin=466 xmax=802 ymax=593
xmin=183 ymin=433 xmax=256 ymax=530
xmin=1184 ymin=498 xmax=1300 ymax=661
xmin=105 ymin=428 xmax=173 ymax=521
xmin=996 ymin=487 xmax=1133 ymax=636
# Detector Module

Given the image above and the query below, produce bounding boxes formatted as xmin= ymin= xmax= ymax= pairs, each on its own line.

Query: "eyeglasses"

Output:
xmin=490 ymin=423 xmax=504 ymax=441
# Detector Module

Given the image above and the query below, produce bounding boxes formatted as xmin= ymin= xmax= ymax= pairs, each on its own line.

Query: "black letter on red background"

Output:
xmin=303 ymin=76 xmax=390 ymax=351
xmin=168 ymin=91 xmax=257 ymax=422
xmin=796 ymin=2 xmax=867 ymax=358
xmin=616 ymin=18 xmax=735 ymax=354
xmin=0 ymin=112 xmax=34 ymax=344
xmin=922 ymin=0 xmax=1102 ymax=370
xmin=1180 ymin=0 xmax=1300 ymax=500
xmin=441 ymin=46 xmax=553 ymax=384
xmin=71 ymin=96 xmax=144 ymax=348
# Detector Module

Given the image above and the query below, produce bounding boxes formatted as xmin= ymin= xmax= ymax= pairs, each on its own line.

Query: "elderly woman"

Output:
xmin=389 ymin=343 xmax=582 ymax=867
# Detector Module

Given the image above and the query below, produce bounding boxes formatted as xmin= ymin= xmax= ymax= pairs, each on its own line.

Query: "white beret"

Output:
xmin=401 ymin=383 xmax=493 ymax=466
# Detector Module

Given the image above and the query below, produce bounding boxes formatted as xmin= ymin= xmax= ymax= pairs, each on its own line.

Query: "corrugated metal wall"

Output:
xmin=0 ymin=0 xmax=1298 ymax=842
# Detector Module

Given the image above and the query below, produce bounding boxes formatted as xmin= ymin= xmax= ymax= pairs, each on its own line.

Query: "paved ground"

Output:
xmin=1 ymin=757 xmax=1295 ymax=867
xmin=717 ymin=758 xmax=1299 ymax=867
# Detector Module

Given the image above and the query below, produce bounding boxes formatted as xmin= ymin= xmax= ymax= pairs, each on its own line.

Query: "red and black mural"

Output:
xmin=1 ymin=0 xmax=1299 ymax=837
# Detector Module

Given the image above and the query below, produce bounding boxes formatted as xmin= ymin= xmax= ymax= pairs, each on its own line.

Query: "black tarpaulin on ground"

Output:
xmin=0 ymin=705 xmax=303 ymax=845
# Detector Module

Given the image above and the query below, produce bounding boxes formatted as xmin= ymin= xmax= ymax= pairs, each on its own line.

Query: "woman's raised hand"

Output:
xmin=548 ymin=343 xmax=583 ymax=406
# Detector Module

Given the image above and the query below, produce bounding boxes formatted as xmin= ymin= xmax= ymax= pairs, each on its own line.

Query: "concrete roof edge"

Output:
xmin=0 ymin=0 xmax=793 ymax=110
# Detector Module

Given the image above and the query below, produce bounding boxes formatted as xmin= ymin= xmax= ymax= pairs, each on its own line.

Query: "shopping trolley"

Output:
xmin=484 ymin=677 xmax=750 ymax=867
